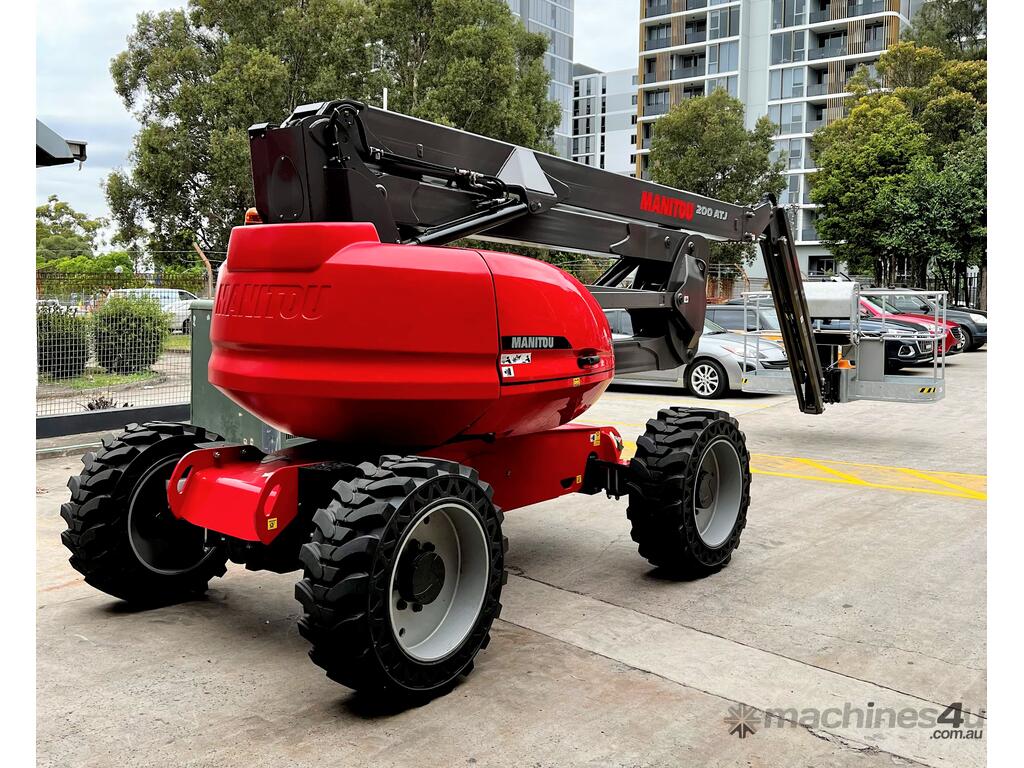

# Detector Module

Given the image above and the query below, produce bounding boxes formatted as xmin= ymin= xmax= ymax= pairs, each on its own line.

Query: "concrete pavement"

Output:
xmin=36 ymin=352 xmax=987 ymax=767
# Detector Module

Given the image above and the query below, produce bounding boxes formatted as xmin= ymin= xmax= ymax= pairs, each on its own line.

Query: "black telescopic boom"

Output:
xmin=247 ymin=100 xmax=824 ymax=414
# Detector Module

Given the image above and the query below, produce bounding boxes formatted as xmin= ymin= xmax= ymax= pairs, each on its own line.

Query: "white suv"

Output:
xmin=107 ymin=288 xmax=199 ymax=333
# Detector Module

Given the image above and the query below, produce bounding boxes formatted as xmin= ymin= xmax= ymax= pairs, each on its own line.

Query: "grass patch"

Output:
xmin=41 ymin=369 xmax=159 ymax=391
xmin=164 ymin=334 xmax=192 ymax=351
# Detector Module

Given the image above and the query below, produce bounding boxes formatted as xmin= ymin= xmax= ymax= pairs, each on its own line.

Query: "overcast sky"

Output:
xmin=36 ymin=0 xmax=640 ymax=222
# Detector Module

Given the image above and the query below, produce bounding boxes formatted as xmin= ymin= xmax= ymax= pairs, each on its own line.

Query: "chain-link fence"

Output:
xmin=36 ymin=270 xmax=218 ymax=418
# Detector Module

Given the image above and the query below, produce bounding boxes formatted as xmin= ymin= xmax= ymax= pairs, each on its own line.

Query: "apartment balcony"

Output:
xmin=865 ymin=37 xmax=886 ymax=53
xmin=807 ymin=82 xmax=828 ymax=96
xmin=672 ymin=65 xmax=706 ymax=80
xmin=685 ymin=30 xmax=707 ymax=44
xmin=800 ymin=228 xmax=820 ymax=242
xmin=645 ymin=38 xmax=672 ymax=51
xmin=778 ymin=120 xmax=805 ymax=135
xmin=809 ymin=0 xmax=893 ymax=25
xmin=809 ymin=7 xmax=832 ymax=23
xmin=686 ymin=0 xmax=708 ymax=10
xmin=809 ymin=43 xmax=848 ymax=60
xmin=644 ymin=102 xmax=670 ymax=116
xmin=643 ymin=71 xmax=661 ymax=84
xmin=850 ymin=0 xmax=891 ymax=18
xmin=645 ymin=1 xmax=671 ymax=17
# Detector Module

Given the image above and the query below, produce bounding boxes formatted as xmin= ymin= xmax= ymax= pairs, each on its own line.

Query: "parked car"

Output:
xmin=863 ymin=292 xmax=987 ymax=351
xmin=106 ymin=288 xmax=199 ymax=334
xmin=814 ymin=316 xmax=938 ymax=373
xmin=606 ymin=310 xmax=788 ymax=399
xmin=858 ymin=297 xmax=962 ymax=355
xmin=706 ymin=302 xmax=784 ymax=342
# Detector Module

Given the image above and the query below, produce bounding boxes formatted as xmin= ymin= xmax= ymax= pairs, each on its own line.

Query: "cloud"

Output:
xmin=573 ymin=0 xmax=639 ymax=73
xmin=36 ymin=0 xmax=180 ymax=219
xmin=36 ymin=0 xmax=642 ymax=221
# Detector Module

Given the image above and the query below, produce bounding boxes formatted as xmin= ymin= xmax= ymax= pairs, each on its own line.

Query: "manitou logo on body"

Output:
xmin=215 ymin=283 xmax=329 ymax=321
xmin=501 ymin=336 xmax=571 ymax=351
xmin=640 ymin=190 xmax=695 ymax=222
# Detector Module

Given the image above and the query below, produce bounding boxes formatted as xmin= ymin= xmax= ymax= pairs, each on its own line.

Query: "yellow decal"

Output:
xmin=590 ymin=432 xmax=601 ymax=446
xmin=573 ymin=377 xmax=582 ymax=387
xmin=267 ymin=517 xmax=278 ymax=531
xmin=918 ymin=386 xmax=937 ymax=395
xmin=575 ymin=474 xmax=583 ymax=484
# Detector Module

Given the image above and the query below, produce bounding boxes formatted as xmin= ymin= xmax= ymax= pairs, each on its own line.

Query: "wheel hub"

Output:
xmin=388 ymin=502 xmax=490 ymax=662
xmin=692 ymin=438 xmax=743 ymax=549
xmin=397 ymin=541 xmax=446 ymax=606
xmin=697 ymin=471 xmax=717 ymax=507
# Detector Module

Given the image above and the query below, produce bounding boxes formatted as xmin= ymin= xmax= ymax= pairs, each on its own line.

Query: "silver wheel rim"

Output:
xmin=388 ymin=502 xmax=490 ymax=662
xmin=693 ymin=438 xmax=743 ymax=548
xmin=690 ymin=363 xmax=720 ymax=397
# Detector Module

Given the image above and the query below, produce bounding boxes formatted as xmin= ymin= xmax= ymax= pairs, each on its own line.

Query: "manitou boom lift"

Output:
xmin=60 ymin=100 xmax=940 ymax=701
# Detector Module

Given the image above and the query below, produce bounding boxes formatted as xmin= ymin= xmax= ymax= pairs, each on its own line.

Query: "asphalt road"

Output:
xmin=36 ymin=351 xmax=987 ymax=768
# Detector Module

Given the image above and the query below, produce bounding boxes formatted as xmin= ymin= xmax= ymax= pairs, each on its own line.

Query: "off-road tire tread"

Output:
xmin=61 ymin=421 xmax=228 ymax=604
xmin=296 ymin=456 xmax=507 ymax=700
xmin=626 ymin=407 xmax=751 ymax=575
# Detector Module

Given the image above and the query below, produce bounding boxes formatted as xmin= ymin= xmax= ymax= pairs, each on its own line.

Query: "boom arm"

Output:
xmin=247 ymin=99 xmax=825 ymax=414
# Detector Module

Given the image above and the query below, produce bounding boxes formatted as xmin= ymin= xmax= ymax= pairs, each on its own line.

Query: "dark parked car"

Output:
xmin=814 ymin=316 xmax=938 ymax=373
xmin=863 ymin=292 xmax=987 ymax=351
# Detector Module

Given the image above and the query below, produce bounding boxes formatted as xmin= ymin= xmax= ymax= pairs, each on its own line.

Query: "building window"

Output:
xmin=770 ymin=30 xmax=806 ymax=65
xmin=769 ymin=104 xmax=805 ymax=135
xmin=709 ymin=6 xmax=740 ymax=40
xmin=771 ymin=0 xmax=806 ymax=30
xmin=646 ymin=23 xmax=671 ymax=50
xmin=706 ymin=75 xmax=738 ymax=97
xmin=769 ymin=66 xmax=806 ymax=99
xmin=708 ymin=40 xmax=739 ymax=74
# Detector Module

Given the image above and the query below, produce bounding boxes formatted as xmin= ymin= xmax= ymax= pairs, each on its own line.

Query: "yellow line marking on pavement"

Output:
xmin=895 ymin=467 xmax=987 ymax=500
xmin=792 ymin=457 xmax=865 ymax=485
xmin=618 ymin=441 xmax=986 ymax=501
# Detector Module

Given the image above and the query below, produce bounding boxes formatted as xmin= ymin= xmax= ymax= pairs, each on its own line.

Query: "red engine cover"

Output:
xmin=209 ymin=223 xmax=613 ymax=447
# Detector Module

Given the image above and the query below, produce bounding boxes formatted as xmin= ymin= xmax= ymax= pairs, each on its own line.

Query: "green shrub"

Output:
xmin=94 ymin=296 xmax=169 ymax=374
xmin=37 ymin=303 xmax=90 ymax=379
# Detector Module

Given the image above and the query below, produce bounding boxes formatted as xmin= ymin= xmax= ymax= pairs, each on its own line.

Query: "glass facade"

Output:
xmin=506 ymin=0 xmax=575 ymax=158
xmin=637 ymin=0 xmax=917 ymax=256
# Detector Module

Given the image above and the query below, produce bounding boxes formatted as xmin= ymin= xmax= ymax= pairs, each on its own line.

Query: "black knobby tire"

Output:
xmin=295 ymin=456 xmax=507 ymax=700
xmin=61 ymin=422 xmax=228 ymax=605
xmin=626 ymin=407 xmax=751 ymax=576
xmin=686 ymin=358 xmax=729 ymax=399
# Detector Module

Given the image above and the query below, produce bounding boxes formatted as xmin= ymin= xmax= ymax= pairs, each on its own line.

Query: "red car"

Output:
xmin=859 ymin=297 xmax=962 ymax=355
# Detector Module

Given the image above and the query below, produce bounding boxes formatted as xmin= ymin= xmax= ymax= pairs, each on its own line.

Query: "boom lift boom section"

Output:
xmin=248 ymin=100 xmax=826 ymax=414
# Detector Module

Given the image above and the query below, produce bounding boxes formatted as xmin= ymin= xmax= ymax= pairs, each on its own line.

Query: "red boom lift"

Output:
xmin=61 ymin=100 xmax=829 ymax=700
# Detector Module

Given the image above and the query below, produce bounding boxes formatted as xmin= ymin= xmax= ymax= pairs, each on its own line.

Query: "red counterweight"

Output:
xmin=209 ymin=223 xmax=614 ymax=448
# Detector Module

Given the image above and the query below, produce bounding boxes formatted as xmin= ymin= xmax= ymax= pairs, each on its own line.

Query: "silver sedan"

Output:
xmin=606 ymin=312 xmax=789 ymax=399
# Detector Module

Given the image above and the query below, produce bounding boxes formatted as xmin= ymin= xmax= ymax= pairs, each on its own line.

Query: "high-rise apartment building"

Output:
xmin=636 ymin=0 xmax=919 ymax=274
xmin=571 ymin=64 xmax=640 ymax=175
xmin=506 ymin=0 xmax=575 ymax=158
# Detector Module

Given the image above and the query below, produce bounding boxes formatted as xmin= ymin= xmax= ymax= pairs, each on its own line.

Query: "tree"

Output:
xmin=873 ymin=42 xmax=986 ymax=145
xmin=648 ymin=89 xmax=785 ymax=264
xmin=907 ymin=0 xmax=987 ymax=60
xmin=376 ymin=0 xmax=561 ymax=151
xmin=36 ymin=196 xmax=107 ymax=265
xmin=810 ymin=42 xmax=986 ymax=298
xmin=810 ymin=95 xmax=931 ymax=282
xmin=106 ymin=0 xmax=560 ymax=262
